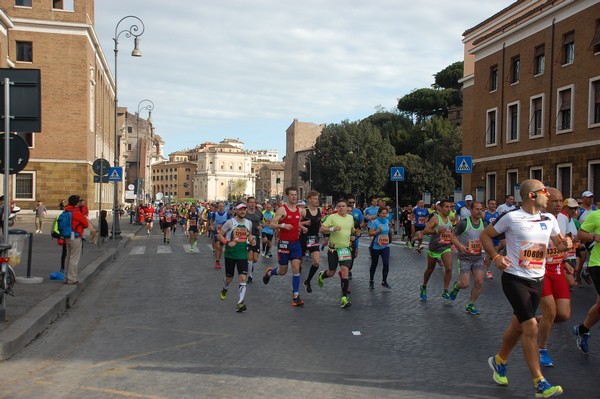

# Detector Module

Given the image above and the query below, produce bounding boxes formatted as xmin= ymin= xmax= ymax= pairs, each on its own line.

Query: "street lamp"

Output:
xmin=135 ymin=99 xmax=154 ymax=224
xmin=111 ymin=15 xmax=145 ymax=239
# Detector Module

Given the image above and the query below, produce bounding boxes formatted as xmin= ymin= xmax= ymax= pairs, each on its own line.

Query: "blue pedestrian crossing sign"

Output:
xmin=455 ymin=156 xmax=473 ymax=174
xmin=108 ymin=167 xmax=123 ymax=182
xmin=390 ymin=167 xmax=405 ymax=181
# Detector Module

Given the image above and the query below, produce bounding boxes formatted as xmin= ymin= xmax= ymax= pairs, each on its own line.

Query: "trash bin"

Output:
xmin=7 ymin=229 xmax=28 ymax=268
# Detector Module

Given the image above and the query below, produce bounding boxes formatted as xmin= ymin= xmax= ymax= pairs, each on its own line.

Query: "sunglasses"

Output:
xmin=532 ymin=187 xmax=548 ymax=195
xmin=348 ymin=202 xmax=355 ymax=204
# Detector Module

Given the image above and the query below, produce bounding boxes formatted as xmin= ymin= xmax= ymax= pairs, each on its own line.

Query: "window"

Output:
xmin=590 ymin=78 xmax=600 ymax=126
xmin=511 ymin=55 xmax=520 ymax=83
xmin=534 ymin=45 xmax=545 ymax=75
xmin=593 ymin=20 xmax=600 ymax=54
xmin=563 ymin=32 xmax=574 ymax=65
xmin=557 ymin=164 xmax=572 ymax=197
xmin=128 ymin=127 xmax=132 ymax=133
xmin=127 ymin=143 xmax=132 ymax=151
xmin=506 ymin=102 xmax=520 ymax=142
xmin=16 ymin=0 xmax=32 ymax=6
xmin=486 ymin=108 xmax=497 ymax=146
xmin=15 ymin=172 xmax=34 ymax=200
xmin=557 ymin=86 xmax=574 ymax=132
xmin=530 ymin=167 xmax=543 ymax=182
xmin=507 ymin=170 xmax=518 ymax=197
xmin=529 ymin=95 xmax=544 ymax=137
xmin=52 ymin=0 xmax=74 ymax=11
xmin=486 ymin=172 xmax=497 ymax=203
xmin=589 ymin=161 xmax=600 ymax=196
xmin=490 ymin=65 xmax=498 ymax=91
xmin=16 ymin=41 xmax=32 ymax=62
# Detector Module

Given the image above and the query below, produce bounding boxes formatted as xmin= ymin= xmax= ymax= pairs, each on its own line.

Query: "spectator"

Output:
xmin=34 ymin=200 xmax=47 ymax=233
xmin=64 ymin=195 xmax=89 ymax=285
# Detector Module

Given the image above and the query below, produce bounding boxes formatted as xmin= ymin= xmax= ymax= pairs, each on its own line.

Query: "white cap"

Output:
xmin=465 ymin=195 xmax=473 ymax=201
xmin=582 ymin=191 xmax=594 ymax=198
xmin=235 ymin=203 xmax=248 ymax=210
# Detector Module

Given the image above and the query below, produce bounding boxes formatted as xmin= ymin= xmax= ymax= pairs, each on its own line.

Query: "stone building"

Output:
xmin=0 ymin=0 xmax=116 ymax=215
xmin=284 ymin=118 xmax=324 ymax=198
xmin=151 ymin=160 xmax=196 ymax=203
xmin=255 ymin=162 xmax=285 ymax=204
xmin=461 ymin=0 xmax=600 ymax=201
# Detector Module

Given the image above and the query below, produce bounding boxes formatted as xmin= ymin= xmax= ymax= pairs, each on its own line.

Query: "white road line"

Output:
xmin=129 ymin=246 xmax=146 ymax=255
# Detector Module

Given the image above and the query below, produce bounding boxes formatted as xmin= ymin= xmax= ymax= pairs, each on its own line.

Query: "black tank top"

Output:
xmin=306 ymin=207 xmax=322 ymax=235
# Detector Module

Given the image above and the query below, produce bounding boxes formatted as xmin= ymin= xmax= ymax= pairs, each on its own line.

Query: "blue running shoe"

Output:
xmin=441 ymin=290 xmax=451 ymax=301
xmin=534 ymin=378 xmax=563 ymax=398
xmin=465 ymin=303 xmax=480 ymax=315
xmin=449 ymin=282 xmax=459 ymax=301
xmin=539 ymin=348 xmax=554 ymax=367
xmin=487 ymin=356 xmax=508 ymax=386
xmin=573 ymin=325 xmax=590 ymax=354
xmin=419 ymin=285 xmax=427 ymax=301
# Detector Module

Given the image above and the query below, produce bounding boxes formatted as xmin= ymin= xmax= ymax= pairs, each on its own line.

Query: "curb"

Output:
xmin=0 ymin=230 xmax=138 ymax=361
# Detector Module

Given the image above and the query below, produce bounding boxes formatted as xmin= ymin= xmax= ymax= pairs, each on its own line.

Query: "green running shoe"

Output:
xmin=236 ymin=302 xmax=247 ymax=313
xmin=441 ymin=290 xmax=451 ymax=301
xmin=220 ymin=289 xmax=227 ymax=300
xmin=449 ymin=282 xmax=459 ymax=301
xmin=318 ymin=271 xmax=325 ymax=288
xmin=465 ymin=303 xmax=481 ymax=315
xmin=419 ymin=285 xmax=427 ymax=301
xmin=534 ymin=378 xmax=562 ymax=398
xmin=340 ymin=296 xmax=351 ymax=308
xmin=488 ymin=356 xmax=508 ymax=386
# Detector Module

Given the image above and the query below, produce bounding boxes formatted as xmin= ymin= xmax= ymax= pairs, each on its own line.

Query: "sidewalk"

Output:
xmin=0 ymin=213 xmax=142 ymax=360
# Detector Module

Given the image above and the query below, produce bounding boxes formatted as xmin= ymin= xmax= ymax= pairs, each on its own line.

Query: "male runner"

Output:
xmin=481 ymin=179 xmax=569 ymax=398
xmin=302 ymin=191 xmax=322 ymax=293
xmin=210 ymin=201 xmax=230 ymax=270
xmin=244 ymin=197 xmax=262 ymax=283
xmin=261 ymin=202 xmax=275 ymax=258
xmin=263 ymin=187 xmax=307 ymax=306
xmin=412 ymin=200 xmax=429 ymax=253
xmin=483 ymin=199 xmax=502 ymax=279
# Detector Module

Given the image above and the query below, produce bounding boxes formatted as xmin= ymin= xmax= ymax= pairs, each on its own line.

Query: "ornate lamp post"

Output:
xmin=111 ymin=15 xmax=145 ymax=239
xmin=135 ymin=99 xmax=154 ymax=224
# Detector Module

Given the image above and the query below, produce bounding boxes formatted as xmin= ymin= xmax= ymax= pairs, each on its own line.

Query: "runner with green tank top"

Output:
xmin=419 ymin=199 xmax=455 ymax=301
xmin=449 ymin=201 xmax=486 ymax=314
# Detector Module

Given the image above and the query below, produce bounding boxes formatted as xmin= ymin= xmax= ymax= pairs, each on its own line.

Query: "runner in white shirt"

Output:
xmin=480 ymin=179 xmax=571 ymax=398
xmin=496 ymin=194 xmax=517 ymax=215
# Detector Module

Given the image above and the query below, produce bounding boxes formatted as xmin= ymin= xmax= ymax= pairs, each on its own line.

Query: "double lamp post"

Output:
xmin=134 ymin=99 xmax=154 ymax=224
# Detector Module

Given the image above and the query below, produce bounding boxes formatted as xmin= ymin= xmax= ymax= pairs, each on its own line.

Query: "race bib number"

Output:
xmin=468 ymin=239 xmax=482 ymax=255
xmin=337 ymin=247 xmax=352 ymax=262
xmin=418 ymin=217 xmax=426 ymax=225
xmin=165 ymin=214 xmax=172 ymax=222
xmin=278 ymin=240 xmax=290 ymax=253
xmin=519 ymin=241 xmax=547 ymax=269
xmin=377 ymin=235 xmax=390 ymax=246
xmin=233 ymin=227 xmax=248 ymax=242
xmin=439 ymin=230 xmax=451 ymax=245
xmin=546 ymin=243 xmax=565 ymax=268
xmin=189 ymin=219 xmax=197 ymax=226
xmin=306 ymin=235 xmax=319 ymax=247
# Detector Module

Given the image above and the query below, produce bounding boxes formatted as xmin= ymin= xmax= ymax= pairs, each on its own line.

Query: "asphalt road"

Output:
xmin=0 ymin=229 xmax=597 ymax=399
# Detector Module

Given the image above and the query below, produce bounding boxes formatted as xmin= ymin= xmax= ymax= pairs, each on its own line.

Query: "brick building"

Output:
xmin=284 ymin=118 xmax=323 ymax=198
xmin=461 ymin=0 xmax=600 ymax=201
xmin=151 ymin=160 xmax=196 ymax=203
xmin=0 ymin=0 xmax=118 ymax=214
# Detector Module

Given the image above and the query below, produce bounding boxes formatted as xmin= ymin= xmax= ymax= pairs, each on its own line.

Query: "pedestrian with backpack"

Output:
xmin=62 ymin=195 xmax=89 ymax=285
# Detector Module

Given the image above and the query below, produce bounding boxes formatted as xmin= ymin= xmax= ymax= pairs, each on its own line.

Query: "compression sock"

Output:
xmin=238 ymin=283 xmax=247 ymax=303
xmin=292 ymin=273 xmax=301 ymax=295
xmin=306 ymin=265 xmax=319 ymax=282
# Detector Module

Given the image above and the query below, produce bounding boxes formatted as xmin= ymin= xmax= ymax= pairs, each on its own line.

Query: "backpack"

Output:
xmin=50 ymin=215 xmax=61 ymax=239
xmin=56 ymin=211 xmax=75 ymax=238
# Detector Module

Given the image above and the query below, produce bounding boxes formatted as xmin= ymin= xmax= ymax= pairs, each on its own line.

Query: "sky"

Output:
xmin=94 ymin=0 xmax=512 ymax=160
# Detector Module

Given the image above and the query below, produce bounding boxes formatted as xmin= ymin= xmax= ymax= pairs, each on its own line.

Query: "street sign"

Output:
xmin=390 ymin=167 xmax=405 ymax=181
xmin=0 ymin=134 xmax=30 ymax=174
xmin=0 ymin=69 xmax=41 ymax=133
xmin=92 ymin=158 xmax=110 ymax=176
xmin=93 ymin=175 xmax=109 ymax=183
xmin=108 ymin=167 xmax=123 ymax=182
xmin=455 ymin=156 xmax=473 ymax=174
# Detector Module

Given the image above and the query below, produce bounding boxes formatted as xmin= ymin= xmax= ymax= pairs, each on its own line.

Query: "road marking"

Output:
xmin=156 ymin=245 xmax=172 ymax=254
xmin=129 ymin=246 xmax=146 ymax=255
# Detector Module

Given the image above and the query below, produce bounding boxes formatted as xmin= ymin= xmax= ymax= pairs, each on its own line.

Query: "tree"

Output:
xmin=390 ymin=153 xmax=455 ymax=204
xmin=434 ymin=61 xmax=464 ymax=91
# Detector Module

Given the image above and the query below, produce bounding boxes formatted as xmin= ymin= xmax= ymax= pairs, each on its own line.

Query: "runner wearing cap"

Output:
xmin=455 ymin=195 xmax=473 ymax=220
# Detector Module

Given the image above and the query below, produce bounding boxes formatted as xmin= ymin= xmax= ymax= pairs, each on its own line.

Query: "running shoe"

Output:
xmin=340 ymin=296 xmax=351 ymax=308
xmin=416 ymin=247 xmax=422 ymax=254
xmin=487 ymin=356 xmax=508 ymax=386
xmin=381 ymin=281 xmax=392 ymax=289
xmin=318 ymin=271 xmax=325 ymax=288
xmin=534 ymin=378 xmax=563 ymax=398
xmin=236 ymin=302 xmax=247 ymax=313
xmin=247 ymin=276 xmax=253 ymax=284
xmin=190 ymin=247 xmax=194 ymax=253
xmin=267 ymin=252 xmax=273 ymax=258
xmin=292 ymin=296 xmax=304 ymax=307
xmin=147 ymin=230 xmax=150 ymax=236
xmin=369 ymin=280 xmax=375 ymax=289
xmin=407 ymin=241 xmax=413 ymax=248
xmin=441 ymin=290 xmax=451 ymax=301
xmin=215 ymin=261 xmax=221 ymax=270
xmin=220 ymin=289 xmax=227 ymax=300
xmin=418 ymin=244 xmax=424 ymax=251
xmin=539 ymin=348 xmax=554 ymax=367
xmin=163 ymin=237 xmax=166 ymax=243
xmin=304 ymin=281 xmax=312 ymax=293
xmin=573 ymin=325 xmax=591 ymax=354
xmin=263 ymin=267 xmax=273 ymax=284
xmin=167 ymin=240 xmax=170 ymax=244
xmin=465 ymin=303 xmax=480 ymax=315
xmin=486 ymin=271 xmax=493 ymax=279
xmin=419 ymin=285 xmax=427 ymax=301
xmin=449 ymin=282 xmax=459 ymax=301
xmin=194 ymin=240 xmax=198 ymax=246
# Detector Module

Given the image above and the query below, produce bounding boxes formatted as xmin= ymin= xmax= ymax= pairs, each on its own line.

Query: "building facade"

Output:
xmin=151 ymin=160 xmax=196 ymax=203
xmin=255 ymin=162 xmax=285 ymax=204
xmin=284 ymin=118 xmax=323 ymax=198
xmin=0 ymin=0 xmax=117 ymax=215
xmin=461 ymin=0 xmax=600 ymax=202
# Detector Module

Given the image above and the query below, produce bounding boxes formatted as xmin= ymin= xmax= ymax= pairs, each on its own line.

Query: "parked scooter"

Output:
xmin=7 ymin=205 xmax=20 ymax=227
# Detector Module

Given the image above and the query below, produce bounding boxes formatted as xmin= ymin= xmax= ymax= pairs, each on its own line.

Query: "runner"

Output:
xmin=302 ymin=191 xmax=322 ymax=293
xmin=363 ymin=197 xmax=379 ymax=229
xmin=144 ymin=203 xmax=154 ymax=236
xmin=347 ymin=195 xmax=365 ymax=281
xmin=448 ymin=201 xmax=486 ymax=314
xmin=217 ymin=202 xmax=255 ymax=313
xmin=419 ymin=199 xmax=454 ymax=301
xmin=412 ymin=200 xmax=429 ymax=253
xmin=401 ymin=204 xmax=414 ymax=246
xmin=496 ymin=194 xmax=517 ymax=215
xmin=209 ymin=201 xmax=231 ymax=270
xmin=261 ymin=202 xmax=275 ymax=258
xmin=187 ymin=205 xmax=200 ymax=252
xmin=483 ymin=199 xmax=502 ymax=279
xmin=263 ymin=187 xmax=307 ymax=306
xmin=576 ymin=191 xmax=596 ymax=287
xmin=537 ymin=188 xmax=574 ymax=367
xmin=368 ymin=206 xmax=392 ymax=289
xmin=244 ymin=197 xmax=262 ymax=284
xmin=454 ymin=194 xmax=473 ymax=220
xmin=318 ymin=198 xmax=356 ymax=308
xmin=159 ymin=203 xmax=174 ymax=244
xmin=481 ymin=179 xmax=570 ymax=398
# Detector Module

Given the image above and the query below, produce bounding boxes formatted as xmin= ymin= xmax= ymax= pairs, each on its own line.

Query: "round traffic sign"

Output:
xmin=92 ymin=158 xmax=111 ymax=176
xmin=0 ymin=134 xmax=30 ymax=175
xmin=155 ymin=192 xmax=164 ymax=200
xmin=128 ymin=184 xmax=135 ymax=190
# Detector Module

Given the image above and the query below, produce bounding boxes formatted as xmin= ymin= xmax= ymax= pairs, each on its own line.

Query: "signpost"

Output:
xmin=455 ymin=156 xmax=473 ymax=199
xmin=390 ymin=167 xmax=405 ymax=234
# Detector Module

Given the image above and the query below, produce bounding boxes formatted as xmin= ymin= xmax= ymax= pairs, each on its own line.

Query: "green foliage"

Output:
xmin=434 ymin=61 xmax=464 ymax=90
xmin=397 ymin=88 xmax=450 ymax=122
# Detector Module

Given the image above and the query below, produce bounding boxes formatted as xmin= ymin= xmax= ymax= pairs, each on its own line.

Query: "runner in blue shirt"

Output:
xmin=412 ymin=199 xmax=429 ymax=253
xmin=483 ymin=198 xmax=502 ymax=279
xmin=210 ymin=201 xmax=231 ymax=270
